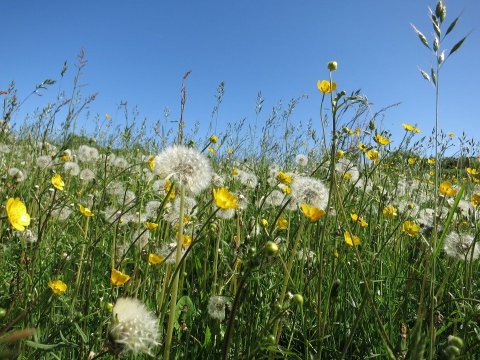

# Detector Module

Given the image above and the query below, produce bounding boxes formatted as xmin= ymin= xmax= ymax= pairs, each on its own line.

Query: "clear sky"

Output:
xmin=2 ymin=0 xmax=479 ymax=150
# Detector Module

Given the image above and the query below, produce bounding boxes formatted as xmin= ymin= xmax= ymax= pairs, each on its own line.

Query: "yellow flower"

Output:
xmin=402 ymin=123 xmax=421 ymax=133
xmin=213 ymin=188 xmax=238 ymax=209
xmin=342 ymin=127 xmax=354 ymax=135
xmin=164 ymin=178 xmax=176 ymax=200
xmin=439 ymin=181 xmax=457 ymax=197
xmin=374 ymin=134 xmax=391 ymax=145
xmin=51 ymin=174 xmax=65 ymax=191
xmin=181 ymin=233 xmax=192 ymax=248
xmin=383 ymin=206 xmax=398 ymax=218
xmin=48 ymin=280 xmax=67 ymax=295
xmin=105 ymin=113 xmax=111 ymax=119
xmin=277 ymin=217 xmax=288 ymax=230
xmin=336 ymin=150 xmax=345 ymax=159
xmin=79 ymin=204 xmax=94 ymax=217
xmin=300 ymin=203 xmax=325 ymax=222
xmin=144 ymin=222 xmax=158 ymax=230
xmin=466 ymin=167 xmax=479 ymax=176
xmin=6 ymin=198 xmax=31 ymax=231
xmin=427 ymin=158 xmax=436 ymax=165
xmin=110 ymin=268 xmax=131 ymax=286
xmin=260 ymin=218 xmax=269 ymax=227
xmin=366 ymin=149 xmax=379 ymax=162
xmin=317 ymin=80 xmax=337 ymax=94
xmin=344 ymin=231 xmax=361 ymax=246
xmin=227 ymin=147 xmax=233 ymax=155
xmin=402 ymin=221 xmax=420 ymax=237
xmin=343 ymin=172 xmax=352 ymax=181
xmin=210 ymin=134 xmax=218 ymax=144
xmin=350 ymin=213 xmax=368 ymax=228
xmin=279 ymin=184 xmax=291 ymax=194
xmin=358 ymin=143 xmax=368 ymax=153
xmin=448 ymin=132 xmax=454 ymax=138
xmin=408 ymin=157 xmax=417 ymax=165
xmin=277 ymin=171 xmax=292 ymax=184
xmin=232 ymin=168 xmax=239 ymax=176
xmin=148 ymin=253 xmax=164 ymax=265
xmin=207 ymin=147 xmax=216 ymax=154
xmin=60 ymin=153 xmax=71 ymax=162
xmin=147 ymin=156 xmax=156 ymax=171
xmin=355 ymin=128 xmax=361 ymax=136
xmin=470 ymin=193 xmax=480 ymax=207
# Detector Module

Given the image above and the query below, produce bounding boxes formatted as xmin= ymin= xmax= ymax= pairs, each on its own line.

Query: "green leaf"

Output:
xmin=449 ymin=35 xmax=468 ymax=57
xmin=175 ymin=295 xmax=196 ymax=331
xmin=204 ymin=326 xmax=211 ymax=347
xmin=445 ymin=16 xmax=460 ymax=37
xmin=24 ymin=340 xmax=62 ymax=350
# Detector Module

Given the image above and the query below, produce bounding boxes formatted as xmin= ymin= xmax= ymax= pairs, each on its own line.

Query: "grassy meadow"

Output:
xmin=1 ymin=2 xmax=479 ymax=359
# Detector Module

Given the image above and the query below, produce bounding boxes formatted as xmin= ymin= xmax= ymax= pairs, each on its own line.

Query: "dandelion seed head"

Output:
xmin=290 ymin=175 xmax=329 ymax=210
xmin=64 ymin=161 xmax=80 ymax=176
xmin=444 ymin=232 xmax=480 ymax=261
xmin=154 ymin=145 xmax=212 ymax=195
xmin=77 ymin=145 xmax=99 ymax=163
xmin=207 ymin=296 xmax=230 ymax=321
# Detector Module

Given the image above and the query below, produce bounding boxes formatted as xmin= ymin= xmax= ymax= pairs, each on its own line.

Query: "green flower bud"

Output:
xmin=265 ymin=241 xmax=279 ymax=256
xmin=448 ymin=335 xmax=464 ymax=349
xmin=292 ymin=294 xmax=304 ymax=306
xmin=327 ymin=61 xmax=338 ymax=71
xmin=444 ymin=345 xmax=461 ymax=357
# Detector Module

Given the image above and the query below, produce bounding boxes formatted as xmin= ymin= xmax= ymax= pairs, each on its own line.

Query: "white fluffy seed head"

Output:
xmin=154 ymin=145 xmax=212 ymax=195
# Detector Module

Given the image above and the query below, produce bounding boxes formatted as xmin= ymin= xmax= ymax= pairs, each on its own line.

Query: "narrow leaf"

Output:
xmin=445 ymin=16 xmax=460 ymax=37
xmin=449 ymin=35 xmax=468 ymax=57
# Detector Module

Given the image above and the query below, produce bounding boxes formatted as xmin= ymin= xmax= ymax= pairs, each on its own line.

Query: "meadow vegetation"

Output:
xmin=1 ymin=1 xmax=479 ymax=359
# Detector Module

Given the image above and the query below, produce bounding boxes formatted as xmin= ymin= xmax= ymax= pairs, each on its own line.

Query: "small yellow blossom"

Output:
xmin=110 ymin=268 xmax=131 ymax=286
xmin=439 ymin=181 xmax=457 ymax=197
xmin=344 ymin=231 xmax=361 ymax=246
xmin=342 ymin=127 xmax=354 ymax=135
xmin=343 ymin=172 xmax=352 ymax=181
xmin=358 ymin=143 xmax=368 ymax=153
xmin=383 ymin=206 xmax=398 ymax=218
xmin=148 ymin=253 xmax=164 ymax=265
xmin=408 ymin=157 xmax=417 ymax=165
xmin=164 ymin=179 xmax=176 ymax=200
xmin=260 ymin=218 xmax=269 ymax=227
xmin=366 ymin=149 xmax=379 ymax=162
xmin=317 ymin=80 xmax=337 ymax=94
xmin=207 ymin=147 xmax=216 ymax=154
xmin=336 ymin=150 xmax=345 ymax=159
xmin=469 ymin=193 xmax=480 ymax=207
xmin=300 ymin=203 xmax=326 ymax=222
xmin=427 ymin=158 xmax=436 ymax=165
xmin=79 ymin=204 xmax=94 ymax=217
xmin=181 ymin=233 xmax=192 ymax=248
xmin=402 ymin=221 xmax=420 ymax=237
xmin=51 ymin=174 xmax=65 ymax=191
xmin=48 ymin=280 xmax=67 ymax=295
xmin=210 ymin=135 xmax=218 ymax=144
xmin=402 ymin=123 xmax=421 ymax=133
xmin=60 ymin=153 xmax=70 ymax=162
xmin=147 ymin=156 xmax=156 ymax=171
xmin=144 ymin=222 xmax=158 ymax=230
xmin=232 ymin=168 xmax=239 ymax=176
xmin=466 ymin=167 xmax=479 ymax=176
xmin=350 ymin=213 xmax=368 ymax=228
xmin=448 ymin=132 xmax=454 ymax=138
xmin=105 ymin=113 xmax=111 ymax=119
xmin=374 ymin=134 xmax=391 ymax=146
xmin=277 ymin=171 xmax=292 ymax=185
xmin=279 ymin=184 xmax=291 ymax=194
xmin=213 ymin=188 xmax=238 ymax=209
xmin=6 ymin=198 xmax=31 ymax=231
xmin=277 ymin=217 xmax=288 ymax=230
xmin=227 ymin=147 xmax=233 ymax=155
xmin=355 ymin=128 xmax=361 ymax=136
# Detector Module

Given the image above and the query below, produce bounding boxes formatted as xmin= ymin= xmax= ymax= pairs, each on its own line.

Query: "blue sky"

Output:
xmin=2 ymin=0 xmax=479 ymax=151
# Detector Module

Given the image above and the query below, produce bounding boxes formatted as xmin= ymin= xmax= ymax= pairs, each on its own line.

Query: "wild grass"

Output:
xmin=1 ymin=1 xmax=479 ymax=359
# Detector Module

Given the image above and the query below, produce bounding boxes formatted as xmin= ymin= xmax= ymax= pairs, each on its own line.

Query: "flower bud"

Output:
xmin=265 ymin=241 xmax=279 ymax=256
xmin=448 ymin=335 xmax=464 ymax=349
xmin=292 ymin=294 xmax=304 ymax=306
xmin=327 ymin=61 xmax=338 ymax=71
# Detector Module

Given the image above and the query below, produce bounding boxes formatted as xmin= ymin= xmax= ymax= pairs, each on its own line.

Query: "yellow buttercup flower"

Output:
xmin=277 ymin=171 xmax=292 ymax=185
xmin=366 ymin=149 xmax=379 ymax=162
xmin=383 ymin=206 xmax=398 ymax=218
xmin=277 ymin=217 xmax=288 ymax=230
xmin=402 ymin=123 xmax=421 ymax=133
xmin=51 ymin=174 xmax=65 ymax=191
xmin=427 ymin=158 xmax=436 ymax=165
xmin=439 ymin=181 xmax=457 ymax=197
xmin=210 ymin=134 xmax=218 ymax=144
xmin=408 ymin=157 xmax=417 ymax=165
xmin=358 ymin=143 xmax=368 ymax=153
xmin=213 ymin=188 xmax=238 ymax=209
xmin=402 ymin=221 xmax=420 ymax=237
xmin=260 ymin=218 xmax=269 ymax=227
xmin=144 ymin=222 xmax=159 ymax=230
xmin=110 ymin=268 xmax=131 ymax=286
xmin=207 ymin=147 xmax=216 ymax=154
xmin=374 ymin=134 xmax=391 ymax=145
xmin=350 ymin=213 xmax=368 ymax=228
xmin=148 ymin=253 xmax=164 ymax=265
xmin=448 ymin=132 xmax=454 ymax=138
xmin=317 ymin=80 xmax=337 ymax=94
xmin=147 ymin=155 xmax=156 ymax=171
xmin=6 ymin=198 xmax=31 ymax=231
xmin=344 ymin=231 xmax=361 ymax=246
xmin=181 ymin=234 xmax=192 ymax=248
xmin=300 ymin=203 xmax=325 ymax=222
xmin=164 ymin=178 xmax=176 ymax=200
xmin=336 ymin=150 xmax=345 ymax=159
xmin=48 ymin=280 xmax=67 ymax=295
xmin=79 ymin=204 xmax=94 ymax=217
xmin=470 ymin=193 xmax=480 ymax=207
